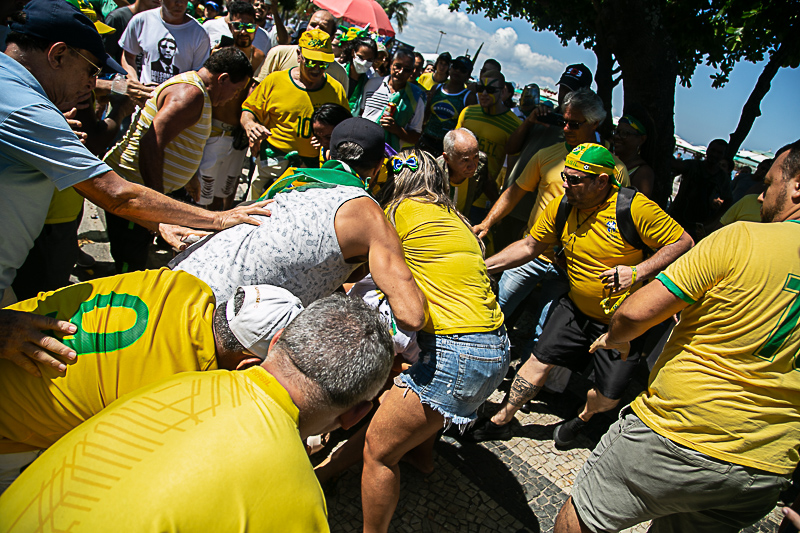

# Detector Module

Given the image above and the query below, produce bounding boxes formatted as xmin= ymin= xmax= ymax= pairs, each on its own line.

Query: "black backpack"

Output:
xmin=554 ymin=187 xmax=652 ymax=255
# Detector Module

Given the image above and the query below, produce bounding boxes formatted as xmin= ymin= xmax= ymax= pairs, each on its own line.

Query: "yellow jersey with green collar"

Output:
xmin=0 ymin=367 xmax=330 ymax=532
xmin=633 ymin=221 xmax=800 ymax=475
xmin=0 ymin=268 xmax=218 ymax=454
xmin=529 ymin=190 xmax=684 ymax=322
xmin=456 ymin=104 xmax=522 ymax=179
xmin=242 ymin=68 xmax=348 ymax=159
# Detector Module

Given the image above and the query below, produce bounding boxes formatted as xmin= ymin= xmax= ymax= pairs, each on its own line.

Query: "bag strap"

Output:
xmin=555 ymin=194 xmax=572 ymax=246
xmin=616 ymin=187 xmax=651 ymax=254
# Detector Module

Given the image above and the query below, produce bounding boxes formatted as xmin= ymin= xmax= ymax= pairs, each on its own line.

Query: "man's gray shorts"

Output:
xmin=571 ymin=409 xmax=790 ymax=533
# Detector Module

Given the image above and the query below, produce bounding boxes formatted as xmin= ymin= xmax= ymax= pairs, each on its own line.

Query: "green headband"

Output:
xmin=565 ymin=143 xmax=620 ymax=185
xmin=619 ymin=115 xmax=647 ymax=136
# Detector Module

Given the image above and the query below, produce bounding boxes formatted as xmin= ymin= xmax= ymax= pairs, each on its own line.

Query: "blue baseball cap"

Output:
xmin=10 ymin=0 xmax=125 ymax=73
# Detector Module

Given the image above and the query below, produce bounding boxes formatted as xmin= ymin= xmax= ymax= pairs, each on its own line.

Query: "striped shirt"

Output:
xmin=104 ymin=71 xmax=212 ymax=193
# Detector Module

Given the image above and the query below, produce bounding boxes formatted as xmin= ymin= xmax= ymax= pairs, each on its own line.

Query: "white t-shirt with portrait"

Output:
xmin=120 ymin=8 xmax=211 ymax=85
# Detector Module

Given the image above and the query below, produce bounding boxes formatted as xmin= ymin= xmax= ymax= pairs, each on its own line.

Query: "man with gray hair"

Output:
xmin=470 ymin=88 xmax=631 ymax=441
xmin=1 ymin=293 xmax=393 ymax=530
xmin=437 ymin=128 xmax=489 ymax=216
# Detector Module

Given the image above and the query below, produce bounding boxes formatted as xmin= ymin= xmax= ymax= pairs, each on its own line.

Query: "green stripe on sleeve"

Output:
xmin=656 ymin=273 xmax=696 ymax=304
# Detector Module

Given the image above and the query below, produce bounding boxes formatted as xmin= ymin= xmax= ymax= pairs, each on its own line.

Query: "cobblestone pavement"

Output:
xmin=72 ymin=200 xmax=788 ymax=533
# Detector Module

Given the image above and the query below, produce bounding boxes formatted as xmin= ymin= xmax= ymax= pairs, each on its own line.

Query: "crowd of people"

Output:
xmin=0 ymin=0 xmax=798 ymax=531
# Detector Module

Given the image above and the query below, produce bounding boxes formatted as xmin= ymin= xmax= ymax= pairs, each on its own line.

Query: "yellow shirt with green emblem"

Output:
xmin=632 ymin=221 xmax=800 ymax=475
xmin=455 ymin=104 xmax=522 ymax=180
xmin=529 ymin=190 xmax=684 ymax=323
xmin=104 ymin=71 xmax=212 ymax=193
xmin=242 ymin=68 xmax=348 ymax=159
xmin=0 ymin=366 xmax=330 ymax=532
xmin=0 ymin=268 xmax=218 ymax=454
xmin=390 ymin=199 xmax=504 ymax=334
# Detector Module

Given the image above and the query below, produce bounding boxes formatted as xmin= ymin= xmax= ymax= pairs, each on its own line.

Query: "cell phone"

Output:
xmin=538 ymin=112 xmax=565 ymax=127
xmin=219 ymin=35 xmax=235 ymax=47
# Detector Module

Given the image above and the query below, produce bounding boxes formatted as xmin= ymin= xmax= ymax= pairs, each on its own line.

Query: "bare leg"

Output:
xmin=362 ymin=386 xmax=445 ymax=533
xmin=400 ymin=432 xmax=437 ymax=474
xmin=577 ymin=388 xmax=620 ymax=422
xmin=490 ymin=355 xmax=554 ymax=426
xmin=315 ymin=424 xmax=368 ymax=484
xmin=555 ymin=497 xmax=593 ymax=533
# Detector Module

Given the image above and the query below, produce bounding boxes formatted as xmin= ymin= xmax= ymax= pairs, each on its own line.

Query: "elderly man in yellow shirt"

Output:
xmin=0 ymin=294 xmax=393 ymax=533
xmin=474 ymin=143 xmax=693 ymax=444
xmin=0 ymin=269 xmax=302 ymax=492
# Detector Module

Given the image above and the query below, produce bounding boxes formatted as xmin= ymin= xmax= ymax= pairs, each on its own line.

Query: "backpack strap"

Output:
xmin=555 ymin=194 xmax=572 ymax=246
xmin=616 ymin=187 xmax=652 ymax=254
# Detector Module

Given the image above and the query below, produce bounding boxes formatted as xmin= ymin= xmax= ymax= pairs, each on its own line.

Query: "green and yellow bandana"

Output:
xmin=339 ymin=25 xmax=370 ymax=42
xmin=565 ymin=143 xmax=619 ymax=184
xmin=619 ymin=114 xmax=646 ymax=136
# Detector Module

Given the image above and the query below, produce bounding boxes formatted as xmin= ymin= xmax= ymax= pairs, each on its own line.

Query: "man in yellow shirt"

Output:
xmin=555 ymin=140 xmax=800 ymax=533
xmin=0 ymin=269 xmax=302 ymax=491
xmin=474 ymin=144 xmax=692 ymax=443
xmin=242 ymin=28 xmax=348 ymax=199
xmin=0 ymin=294 xmax=393 ymax=532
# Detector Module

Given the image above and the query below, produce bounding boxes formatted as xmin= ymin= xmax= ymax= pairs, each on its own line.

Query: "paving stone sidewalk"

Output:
xmin=73 ymin=200 xmax=788 ymax=533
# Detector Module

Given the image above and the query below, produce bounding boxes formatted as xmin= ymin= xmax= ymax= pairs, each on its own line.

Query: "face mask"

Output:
xmin=352 ymin=56 xmax=373 ymax=74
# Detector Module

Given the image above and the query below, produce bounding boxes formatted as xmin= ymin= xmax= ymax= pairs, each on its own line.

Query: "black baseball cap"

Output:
xmin=558 ymin=63 xmax=593 ymax=90
xmin=330 ymin=118 xmax=386 ymax=160
xmin=10 ymin=0 xmax=125 ymax=73
xmin=451 ymin=55 xmax=472 ymax=73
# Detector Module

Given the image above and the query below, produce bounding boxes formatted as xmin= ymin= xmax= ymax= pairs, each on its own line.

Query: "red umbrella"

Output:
xmin=311 ymin=0 xmax=395 ymax=37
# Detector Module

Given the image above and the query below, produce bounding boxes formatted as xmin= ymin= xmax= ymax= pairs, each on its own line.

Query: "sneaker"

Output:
xmin=469 ymin=419 xmax=513 ymax=442
xmin=519 ymin=401 xmax=533 ymax=414
xmin=553 ymin=417 xmax=587 ymax=447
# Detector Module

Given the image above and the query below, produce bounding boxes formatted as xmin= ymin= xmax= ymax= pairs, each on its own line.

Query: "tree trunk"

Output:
xmin=593 ymin=38 xmax=615 ymax=143
xmin=601 ymin=0 xmax=679 ymax=207
xmin=726 ymin=41 xmax=790 ymax=160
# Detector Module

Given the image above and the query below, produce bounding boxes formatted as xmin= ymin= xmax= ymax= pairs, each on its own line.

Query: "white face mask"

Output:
xmin=352 ymin=56 xmax=373 ymax=74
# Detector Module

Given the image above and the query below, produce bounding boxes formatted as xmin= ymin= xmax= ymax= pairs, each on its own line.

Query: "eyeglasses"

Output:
xmin=231 ymin=21 xmax=256 ymax=33
xmin=69 ymin=46 xmax=102 ymax=78
xmin=564 ymin=119 xmax=586 ymax=130
xmin=476 ymin=84 xmax=501 ymax=94
xmin=613 ymin=127 xmax=642 ymax=140
xmin=561 ymin=171 xmax=596 ymax=185
xmin=303 ymin=57 xmax=330 ymax=70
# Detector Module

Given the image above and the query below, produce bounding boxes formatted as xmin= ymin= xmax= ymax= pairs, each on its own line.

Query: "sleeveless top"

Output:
xmin=423 ymin=84 xmax=470 ymax=141
xmin=171 ymin=185 xmax=373 ymax=304
xmin=104 ymin=71 xmax=212 ymax=193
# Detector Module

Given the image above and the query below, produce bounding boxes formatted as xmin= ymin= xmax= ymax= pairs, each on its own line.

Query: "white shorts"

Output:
xmin=198 ymin=134 xmax=247 ymax=205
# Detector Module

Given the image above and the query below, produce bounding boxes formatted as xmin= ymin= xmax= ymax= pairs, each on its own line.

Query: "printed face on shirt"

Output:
xmin=158 ymin=37 xmax=177 ymax=63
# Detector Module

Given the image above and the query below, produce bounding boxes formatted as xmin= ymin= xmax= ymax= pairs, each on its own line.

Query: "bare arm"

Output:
xmin=485 ymin=234 xmax=549 ymax=275
xmin=73 ymin=171 xmax=271 ymax=231
xmin=600 ymin=231 xmax=694 ymax=292
xmin=271 ymin=4 xmax=289 ymax=46
xmin=630 ymin=166 xmax=655 ymax=199
xmin=138 ymin=83 xmax=205 ymax=192
xmin=505 ymin=105 xmax=550 ymax=155
xmin=122 ymin=51 xmax=140 ymax=82
xmin=335 ymin=198 xmax=428 ymax=331
xmin=472 ymin=183 xmax=528 ymax=238
xmin=241 ymin=109 xmax=271 ymax=152
xmin=379 ymin=113 xmax=422 ymax=146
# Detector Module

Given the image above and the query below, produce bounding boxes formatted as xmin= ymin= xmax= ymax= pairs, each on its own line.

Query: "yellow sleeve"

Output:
xmin=242 ymin=75 xmax=271 ymax=124
xmin=615 ymin=157 xmax=631 ymax=187
xmin=656 ymin=223 xmax=744 ymax=304
xmin=631 ymin=193 xmax=686 ymax=249
xmin=455 ymin=107 xmax=467 ymax=129
xmin=528 ymin=194 xmax=562 ymax=245
xmin=514 ymin=151 xmax=541 ymax=192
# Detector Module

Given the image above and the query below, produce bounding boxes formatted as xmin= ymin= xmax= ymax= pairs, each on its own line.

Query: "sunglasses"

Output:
xmin=69 ymin=46 xmax=102 ymax=78
xmin=476 ymin=84 xmax=501 ymax=94
xmin=561 ymin=171 xmax=596 ymax=185
xmin=391 ymin=64 xmax=415 ymax=74
xmin=564 ymin=119 xmax=586 ymax=130
xmin=303 ymin=57 xmax=330 ymax=70
xmin=613 ymin=127 xmax=642 ymax=140
xmin=231 ymin=21 xmax=257 ymax=33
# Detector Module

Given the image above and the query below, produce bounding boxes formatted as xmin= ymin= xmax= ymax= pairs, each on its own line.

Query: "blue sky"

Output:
xmin=397 ymin=0 xmax=799 ymax=153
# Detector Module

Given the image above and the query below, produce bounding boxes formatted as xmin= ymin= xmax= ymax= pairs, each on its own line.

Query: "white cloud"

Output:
xmin=397 ymin=0 xmax=565 ymax=89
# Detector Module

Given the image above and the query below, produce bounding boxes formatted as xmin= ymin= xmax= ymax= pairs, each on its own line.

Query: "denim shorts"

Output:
xmin=397 ymin=327 xmax=510 ymax=429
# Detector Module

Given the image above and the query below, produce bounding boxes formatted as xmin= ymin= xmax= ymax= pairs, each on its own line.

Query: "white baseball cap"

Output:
xmin=226 ymin=285 xmax=304 ymax=360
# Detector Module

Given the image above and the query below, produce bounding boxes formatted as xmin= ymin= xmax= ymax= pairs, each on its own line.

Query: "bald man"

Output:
xmin=437 ymin=128 xmax=488 ymax=215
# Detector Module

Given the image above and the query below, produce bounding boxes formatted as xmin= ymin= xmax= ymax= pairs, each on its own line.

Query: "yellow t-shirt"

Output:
xmin=456 ymin=105 xmax=522 ymax=180
xmin=632 ymin=221 xmax=800 ymax=475
xmin=529 ymin=191 xmax=684 ymax=323
xmin=257 ymin=44 xmax=349 ymax=92
xmin=242 ymin=68 xmax=348 ymax=159
xmin=0 ymin=268 xmax=218 ymax=454
xmin=720 ymin=194 xmax=762 ymax=225
xmin=0 ymin=366 xmax=330 ymax=532
xmin=516 ymin=142 xmax=631 ymax=232
xmin=390 ymin=199 xmax=504 ymax=334
xmin=416 ymin=72 xmax=436 ymax=91
xmin=44 ymin=187 xmax=84 ymax=225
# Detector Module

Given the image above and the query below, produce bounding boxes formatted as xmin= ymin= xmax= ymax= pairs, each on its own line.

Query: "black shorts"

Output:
xmin=533 ymin=296 xmax=640 ymax=400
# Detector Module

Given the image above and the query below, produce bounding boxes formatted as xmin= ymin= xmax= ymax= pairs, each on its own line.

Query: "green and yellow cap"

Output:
xmin=565 ymin=143 xmax=619 ymax=183
xmin=299 ymin=28 xmax=334 ymax=62
xmin=64 ymin=0 xmax=115 ymax=34
xmin=339 ymin=25 xmax=370 ymax=42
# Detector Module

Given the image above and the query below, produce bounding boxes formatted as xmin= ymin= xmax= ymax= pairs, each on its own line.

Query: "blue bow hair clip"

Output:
xmin=390 ymin=154 xmax=419 ymax=173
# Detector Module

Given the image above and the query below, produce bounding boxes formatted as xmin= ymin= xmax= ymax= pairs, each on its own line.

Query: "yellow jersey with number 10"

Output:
xmin=0 ymin=268 xmax=218 ymax=454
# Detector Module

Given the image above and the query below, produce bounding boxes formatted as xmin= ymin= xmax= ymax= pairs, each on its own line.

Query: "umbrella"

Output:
xmin=311 ymin=0 xmax=395 ymax=37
